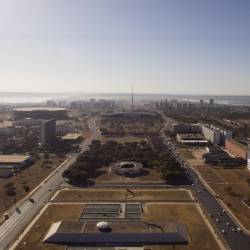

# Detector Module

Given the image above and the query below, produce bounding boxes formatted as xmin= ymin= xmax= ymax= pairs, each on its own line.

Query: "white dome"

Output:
xmin=96 ymin=221 xmax=110 ymax=230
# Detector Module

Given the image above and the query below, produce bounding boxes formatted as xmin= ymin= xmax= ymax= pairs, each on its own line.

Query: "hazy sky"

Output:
xmin=0 ymin=0 xmax=250 ymax=95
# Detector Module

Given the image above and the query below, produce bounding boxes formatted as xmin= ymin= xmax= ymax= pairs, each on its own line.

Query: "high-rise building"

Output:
xmin=41 ymin=119 xmax=56 ymax=145
xmin=209 ymin=98 xmax=214 ymax=105
xmin=247 ymin=146 xmax=250 ymax=170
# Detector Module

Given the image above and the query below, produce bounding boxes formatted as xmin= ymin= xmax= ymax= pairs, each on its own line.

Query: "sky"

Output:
xmin=0 ymin=0 xmax=249 ymax=95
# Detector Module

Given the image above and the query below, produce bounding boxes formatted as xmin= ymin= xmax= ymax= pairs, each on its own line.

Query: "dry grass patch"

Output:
xmin=145 ymin=203 xmax=221 ymax=250
xmin=54 ymin=189 xmax=192 ymax=202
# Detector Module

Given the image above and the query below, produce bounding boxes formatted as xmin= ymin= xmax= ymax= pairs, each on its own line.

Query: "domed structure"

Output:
xmin=96 ymin=221 xmax=110 ymax=231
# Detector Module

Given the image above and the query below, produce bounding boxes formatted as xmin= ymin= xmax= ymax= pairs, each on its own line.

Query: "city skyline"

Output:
xmin=0 ymin=0 xmax=250 ymax=95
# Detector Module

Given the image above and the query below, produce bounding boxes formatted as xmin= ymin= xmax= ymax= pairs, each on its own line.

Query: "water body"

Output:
xmin=0 ymin=92 xmax=249 ymax=106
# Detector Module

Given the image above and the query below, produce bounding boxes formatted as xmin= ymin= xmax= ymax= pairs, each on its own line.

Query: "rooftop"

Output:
xmin=44 ymin=220 xmax=188 ymax=245
xmin=62 ymin=133 xmax=82 ymax=140
xmin=0 ymin=155 xmax=31 ymax=164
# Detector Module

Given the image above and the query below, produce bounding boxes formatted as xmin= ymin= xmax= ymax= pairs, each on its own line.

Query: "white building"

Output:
xmin=247 ymin=148 xmax=250 ymax=170
xmin=202 ymin=125 xmax=221 ymax=144
xmin=202 ymin=124 xmax=232 ymax=145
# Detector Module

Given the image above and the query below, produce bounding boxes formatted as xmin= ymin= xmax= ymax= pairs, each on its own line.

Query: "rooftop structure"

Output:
xmin=13 ymin=107 xmax=67 ymax=120
xmin=0 ymin=155 xmax=31 ymax=164
xmin=62 ymin=133 xmax=82 ymax=142
xmin=43 ymin=220 xmax=188 ymax=246
xmin=0 ymin=155 xmax=33 ymax=176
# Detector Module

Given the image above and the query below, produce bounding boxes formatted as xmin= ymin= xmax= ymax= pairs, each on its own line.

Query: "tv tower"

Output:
xmin=131 ymin=87 xmax=134 ymax=107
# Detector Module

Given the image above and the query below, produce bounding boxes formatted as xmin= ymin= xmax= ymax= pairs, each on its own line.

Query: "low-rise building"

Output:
xmin=176 ymin=134 xmax=208 ymax=146
xmin=0 ymin=155 xmax=33 ymax=173
xmin=62 ymin=133 xmax=82 ymax=143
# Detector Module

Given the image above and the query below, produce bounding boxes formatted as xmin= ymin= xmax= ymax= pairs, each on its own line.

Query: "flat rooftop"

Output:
xmin=62 ymin=133 xmax=82 ymax=140
xmin=44 ymin=220 xmax=188 ymax=245
xmin=0 ymin=155 xmax=31 ymax=164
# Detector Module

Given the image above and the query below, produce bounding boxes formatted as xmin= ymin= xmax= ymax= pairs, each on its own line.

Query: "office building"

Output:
xmin=41 ymin=119 xmax=56 ymax=145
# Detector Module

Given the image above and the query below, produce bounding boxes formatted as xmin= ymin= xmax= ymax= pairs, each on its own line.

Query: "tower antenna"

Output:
xmin=131 ymin=87 xmax=134 ymax=107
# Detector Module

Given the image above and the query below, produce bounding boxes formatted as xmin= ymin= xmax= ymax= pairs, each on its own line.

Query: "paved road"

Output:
xmin=0 ymin=116 xmax=101 ymax=250
xmin=160 ymin=111 xmax=250 ymax=250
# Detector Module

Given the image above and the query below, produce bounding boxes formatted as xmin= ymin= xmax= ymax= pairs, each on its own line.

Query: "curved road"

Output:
xmin=0 ymin=116 xmax=101 ymax=249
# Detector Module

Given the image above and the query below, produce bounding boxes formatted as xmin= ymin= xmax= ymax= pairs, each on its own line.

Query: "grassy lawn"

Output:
xmin=54 ymin=189 xmax=192 ymax=202
xmin=145 ymin=203 xmax=221 ymax=250
xmin=15 ymin=204 xmax=84 ymax=250
xmin=0 ymin=154 xmax=65 ymax=217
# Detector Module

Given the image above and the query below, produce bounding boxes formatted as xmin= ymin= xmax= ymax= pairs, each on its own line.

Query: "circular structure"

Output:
xmin=96 ymin=221 xmax=110 ymax=231
xmin=13 ymin=107 xmax=67 ymax=120
xmin=111 ymin=161 xmax=143 ymax=177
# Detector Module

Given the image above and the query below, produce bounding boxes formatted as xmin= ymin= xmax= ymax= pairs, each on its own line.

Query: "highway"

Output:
xmin=0 ymin=116 xmax=101 ymax=250
xmin=160 ymin=111 xmax=250 ymax=250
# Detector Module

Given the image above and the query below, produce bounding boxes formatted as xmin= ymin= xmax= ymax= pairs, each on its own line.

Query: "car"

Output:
xmin=28 ymin=198 xmax=35 ymax=203
xmin=237 ymin=227 xmax=241 ymax=232
xmin=226 ymin=222 xmax=230 ymax=227
xmin=232 ymin=228 xmax=236 ymax=232
xmin=221 ymin=229 xmax=226 ymax=234
xmin=15 ymin=207 xmax=21 ymax=213
xmin=222 ymin=209 xmax=226 ymax=213
xmin=216 ymin=218 xmax=220 ymax=222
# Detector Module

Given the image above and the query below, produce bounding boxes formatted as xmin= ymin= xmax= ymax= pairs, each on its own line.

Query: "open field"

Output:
xmin=54 ymin=189 xmax=193 ymax=202
xmin=186 ymin=148 xmax=250 ymax=231
xmin=145 ymin=203 xmax=221 ymax=250
xmin=0 ymin=154 xmax=65 ymax=216
xmin=15 ymin=204 xmax=84 ymax=250
xmin=15 ymin=202 xmax=220 ymax=250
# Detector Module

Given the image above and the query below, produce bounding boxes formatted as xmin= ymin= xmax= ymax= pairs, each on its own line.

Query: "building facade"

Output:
xmin=41 ymin=119 xmax=56 ymax=145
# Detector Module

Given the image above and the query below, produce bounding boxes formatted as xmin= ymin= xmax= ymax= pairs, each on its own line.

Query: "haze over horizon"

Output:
xmin=0 ymin=0 xmax=250 ymax=95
